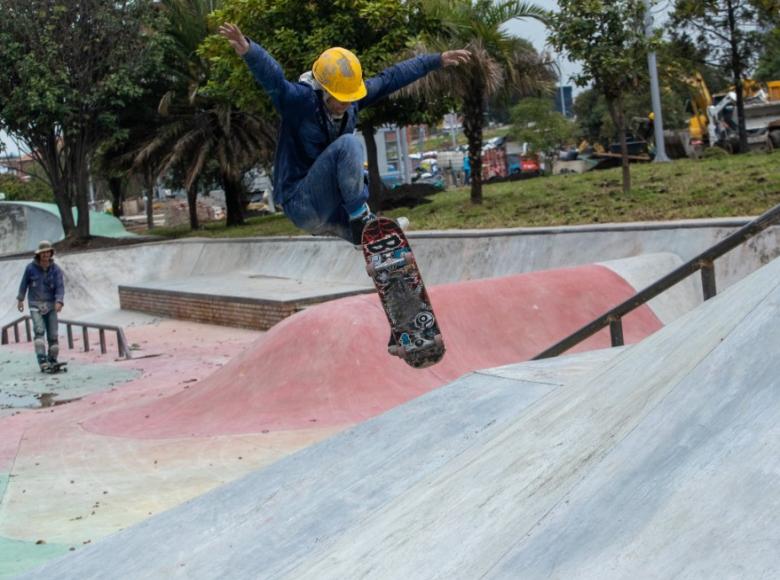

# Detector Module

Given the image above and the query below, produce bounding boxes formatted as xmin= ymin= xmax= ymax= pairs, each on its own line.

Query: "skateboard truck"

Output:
xmin=366 ymin=251 xmax=414 ymax=278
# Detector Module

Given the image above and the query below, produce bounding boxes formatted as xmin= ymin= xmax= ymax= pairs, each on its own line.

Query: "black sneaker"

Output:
xmin=349 ymin=210 xmax=376 ymax=245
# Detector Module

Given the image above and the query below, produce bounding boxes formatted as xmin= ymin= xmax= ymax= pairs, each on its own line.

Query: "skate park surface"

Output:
xmin=1 ymin=218 xmax=779 ymax=578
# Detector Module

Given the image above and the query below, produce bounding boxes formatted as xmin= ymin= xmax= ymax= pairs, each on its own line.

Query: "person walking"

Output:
xmin=16 ymin=241 xmax=65 ymax=371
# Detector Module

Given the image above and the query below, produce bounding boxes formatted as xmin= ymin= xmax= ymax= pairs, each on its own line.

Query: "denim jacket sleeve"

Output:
xmin=358 ymin=54 xmax=442 ymax=110
xmin=53 ymin=264 xmax=65 ymax=304
xmin=16 ymin=264 xmax=30 ymax=302
xmin=242 ymin=41 xmax=308 ymax=112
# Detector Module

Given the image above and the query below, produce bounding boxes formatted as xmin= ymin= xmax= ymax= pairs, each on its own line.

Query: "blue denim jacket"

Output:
xmin=17 ymin=261 xmax=65 ymax=306
xmin=242 ymin=42 xmax=442 ymax=206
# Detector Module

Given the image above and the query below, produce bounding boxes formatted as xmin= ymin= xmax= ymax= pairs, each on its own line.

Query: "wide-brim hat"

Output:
xmin=34 ymin=240 xmax=55 ymax=255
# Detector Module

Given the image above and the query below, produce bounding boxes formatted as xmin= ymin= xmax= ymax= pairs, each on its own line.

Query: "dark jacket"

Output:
xmin=242 ymin=42 xmax=442 ymax=205
xmin=17 ymin=260 xmax=65 ymax=306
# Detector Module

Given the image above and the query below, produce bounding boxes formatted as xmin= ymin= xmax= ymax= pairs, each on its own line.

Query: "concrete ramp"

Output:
xmin=82 ymin=262 xmax=662 ymax=438
xmin=0 ymin=202 xmax=62 ymax=255
xmin=23 ymin=256 xmax=780 ymax=579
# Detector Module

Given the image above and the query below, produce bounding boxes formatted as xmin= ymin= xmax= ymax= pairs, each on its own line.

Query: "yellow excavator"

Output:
xmin=672 ymin=72 xmax=780 ymax=156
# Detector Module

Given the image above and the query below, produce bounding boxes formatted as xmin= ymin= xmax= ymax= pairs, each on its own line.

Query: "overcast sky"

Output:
xmin=504 ymin=0 xmax=582 ymax=86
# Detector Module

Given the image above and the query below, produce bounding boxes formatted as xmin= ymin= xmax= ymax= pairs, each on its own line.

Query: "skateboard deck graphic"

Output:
xmin=361 ymin=217 xmax=445 ymax=369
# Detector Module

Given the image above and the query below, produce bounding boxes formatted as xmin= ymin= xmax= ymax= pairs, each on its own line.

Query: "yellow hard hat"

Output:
xmin=312 ymin=47 xmax=367 ymax=102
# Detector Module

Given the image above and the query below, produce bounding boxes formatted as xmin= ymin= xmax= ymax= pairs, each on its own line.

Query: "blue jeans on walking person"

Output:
xmin=30 ymin=303 xmax=59 ymax=365
xmin=282 ymin=134 xmax=369 ymax=243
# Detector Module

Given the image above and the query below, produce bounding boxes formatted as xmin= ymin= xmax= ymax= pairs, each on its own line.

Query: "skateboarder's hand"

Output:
xmin=16 ymin=300 xmax=23 ymax=313
xmin=441 ymin=49 xmax=470 ymax=67
xmin=219 ymin=23 xmax=250 ymax=56
xmin=55 ymin=302 xmax=63 ymax=313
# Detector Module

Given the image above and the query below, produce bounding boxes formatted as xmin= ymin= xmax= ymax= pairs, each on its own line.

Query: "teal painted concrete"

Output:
xmin=0 ymin=351 xmax=140 ymax=410
xmin=16 ymin=201 xmax=134 ymax=239
xmin=1 ymin=473 xmax=72 ymax=580
xmin=0 ymin=534 xmax=72 ymax=579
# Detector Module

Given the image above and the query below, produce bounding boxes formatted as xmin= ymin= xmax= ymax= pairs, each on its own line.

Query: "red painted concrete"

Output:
xmin=83 ymin=264 xmax=663 ymax=439
xmin=0 ymin=322 xmax=259 ymax=474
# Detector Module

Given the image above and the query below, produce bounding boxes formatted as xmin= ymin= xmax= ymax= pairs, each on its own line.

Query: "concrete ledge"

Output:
xmin=118 ymin=273 xmax=373 ymax=330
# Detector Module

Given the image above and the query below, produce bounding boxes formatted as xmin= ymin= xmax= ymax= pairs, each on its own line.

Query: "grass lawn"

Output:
xmin=151 ymin=149 xmax=780 ymax=239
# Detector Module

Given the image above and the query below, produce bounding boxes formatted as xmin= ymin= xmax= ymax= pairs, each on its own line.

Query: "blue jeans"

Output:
xmin=283 ymin=134 xmax=369 ymax=243
xmin=30 ymin=303 xmax=59 ymax=364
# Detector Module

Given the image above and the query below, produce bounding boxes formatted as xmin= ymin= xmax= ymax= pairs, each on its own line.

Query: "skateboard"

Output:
xmin=361 ymin=217 xmax=445 ymax=368
xmin=41 ymin=361 xmax=68 ymax=374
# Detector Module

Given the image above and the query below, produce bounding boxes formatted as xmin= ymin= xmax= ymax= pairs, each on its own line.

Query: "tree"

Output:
xmin=415 ymin=0 xmax=555 ymax=204
xmin=0 ymin=175 xmax=54 ymax=203
xmin=129 ymin=0 xmax=277 ymax=229
xmin=135 ymin=102 xmax=275 ymax=227
xmin=0 ymin=0 xmax=166 ymax=242
xmin=509 ymin=97 xmax=576 ymax=155
xmin=203 ymin=0 xmax=446 ymax=213
xmin=754 ymin=20 xmax=780 ymax=81
xmin=670 ymin=0 xmax=780 ymax=153
xmin=549 ymin=0 xmax=656 ymax=193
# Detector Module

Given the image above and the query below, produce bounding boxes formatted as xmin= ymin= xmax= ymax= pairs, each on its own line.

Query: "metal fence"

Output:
xmin=1 ymin=316 xmax=132 ymax=359
xmin=534 ymin=200 xmax=780 ymax=360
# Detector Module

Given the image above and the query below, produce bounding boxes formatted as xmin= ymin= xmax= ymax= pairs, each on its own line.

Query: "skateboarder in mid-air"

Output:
xmin=219 ymin=22 xmax=469 ymax=245
xmin=16 ymin=241 xmax=66 ymax=372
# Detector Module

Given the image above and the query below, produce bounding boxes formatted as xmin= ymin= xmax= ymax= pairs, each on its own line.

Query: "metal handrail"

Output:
xmin=1 ymin=315 xmax=132 ymax=359
xmin=533 ymin=200 xmax=780 ymax=360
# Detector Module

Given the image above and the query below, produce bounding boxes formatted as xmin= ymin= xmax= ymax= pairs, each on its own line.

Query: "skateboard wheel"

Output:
xmin=434 ymin=334 xmax=444 ymax=348
xmin=366 ymin=263 xmax=376 ymax=278
xmin=403 ymin=253 xmax=415 ymax=266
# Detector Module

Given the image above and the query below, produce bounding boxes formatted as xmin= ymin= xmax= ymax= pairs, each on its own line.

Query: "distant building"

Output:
xmin=0 ymin=153 xmax=36 ymax=181
xmin=554 ymin=86 xmax=574 ymax=118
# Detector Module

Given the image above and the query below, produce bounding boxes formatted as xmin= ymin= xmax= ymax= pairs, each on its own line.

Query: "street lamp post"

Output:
xmin=644 ymin=0 xmax=671 ymax=162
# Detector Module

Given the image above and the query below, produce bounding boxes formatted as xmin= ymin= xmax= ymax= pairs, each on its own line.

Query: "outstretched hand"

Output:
xmin=219 ymin=23 xmax=250 ymax=56
xmin=441 ymin=49 xmax=470 ymax=67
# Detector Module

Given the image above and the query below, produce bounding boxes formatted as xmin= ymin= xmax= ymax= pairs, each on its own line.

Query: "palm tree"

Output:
xmin=415 ymin=0 xmax=556 ymax=204
xmin=133 ymin=102 xmax=274 ymax=227
xmin=133 ymin=0 xmax=275 ymax=229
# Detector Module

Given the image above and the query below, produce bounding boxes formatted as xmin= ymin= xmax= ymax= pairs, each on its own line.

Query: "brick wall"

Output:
xmin=118 ymin=286 xmax=316 ymax=330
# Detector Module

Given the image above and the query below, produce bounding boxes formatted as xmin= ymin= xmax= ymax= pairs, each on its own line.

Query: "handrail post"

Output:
xmin=700 ymin=259 xmax=717 ymax=300
xmin=609 ymin=315 xmax=625 ymax=347
xmin=13 ymin=323 xmax=19 ymax=343
xmin=24 ymin=318 xmax=31 ymax=341
xmin=67 ymin=324 xmax=74 ymax=349
xmin=82 ymin=326 xmax=90 ymax=352
xmin=116 ymin=328 xmax=132 ymax=359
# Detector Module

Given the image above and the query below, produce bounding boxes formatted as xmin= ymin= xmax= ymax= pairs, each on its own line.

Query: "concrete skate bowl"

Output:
xmin=84 ymin=263 xmax=665 ymax=439
xmin=0 ymin=201 xmax=62 ymax=255
xmin=29 ymin=256 xmax=780 ymax=580
xmin=0 ymin=201 xmax=134 ymax=257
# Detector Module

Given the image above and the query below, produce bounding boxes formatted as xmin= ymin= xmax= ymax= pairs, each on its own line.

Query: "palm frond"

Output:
xmin=183 ymin=141 xmax=212 ymax=191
